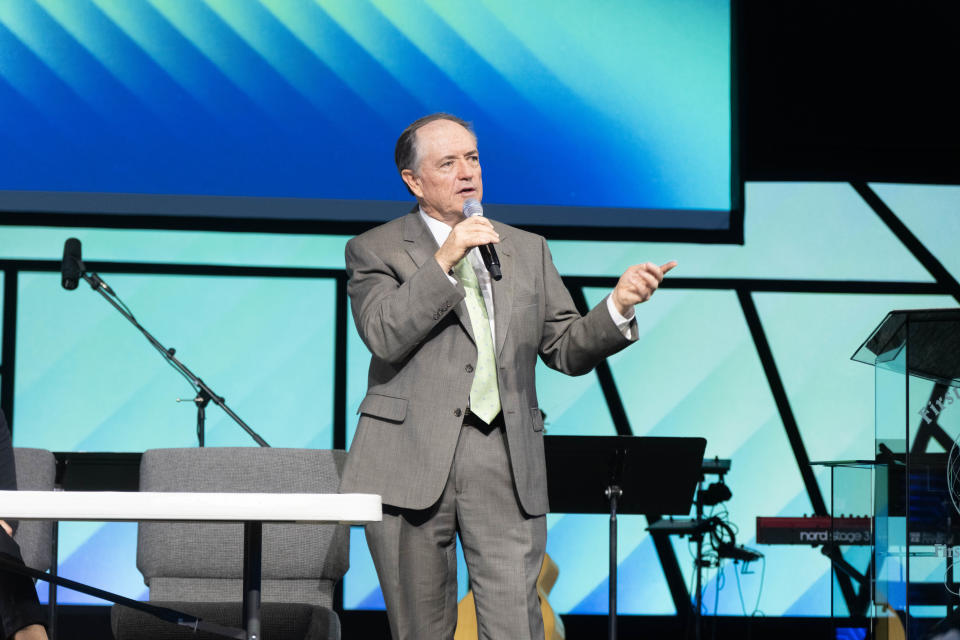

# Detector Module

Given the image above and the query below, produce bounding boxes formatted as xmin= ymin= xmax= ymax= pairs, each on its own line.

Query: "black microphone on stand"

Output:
xmin=55 ymin=238 xmax=269 ymax=447
xmin=60 ymin=238 xmax=115 ymax=296
xmin=61 ymin=238 xmax=82 ymax=290
xmin=462 ymin=198 xmax=502 ymax=281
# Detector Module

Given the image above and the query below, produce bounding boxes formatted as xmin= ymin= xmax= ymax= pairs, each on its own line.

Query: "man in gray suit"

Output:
xmin=340 ymin=113 xmax=675 ymax=639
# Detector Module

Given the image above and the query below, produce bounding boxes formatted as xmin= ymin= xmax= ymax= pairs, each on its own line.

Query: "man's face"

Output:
xmin=402 ymin=119 xmax=482 ymax=222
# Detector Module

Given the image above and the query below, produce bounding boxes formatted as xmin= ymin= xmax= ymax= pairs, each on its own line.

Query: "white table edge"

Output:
xmin=0 ymin=490 xmax=382 ymax=524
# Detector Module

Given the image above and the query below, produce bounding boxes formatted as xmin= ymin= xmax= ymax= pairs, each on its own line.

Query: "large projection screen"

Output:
xmin=0 ymin=0 xmax=735 ymax=237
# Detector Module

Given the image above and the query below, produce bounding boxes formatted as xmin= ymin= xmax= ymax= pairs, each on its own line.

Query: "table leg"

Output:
xmin=242 ymin=521 xmax=262 ymax=640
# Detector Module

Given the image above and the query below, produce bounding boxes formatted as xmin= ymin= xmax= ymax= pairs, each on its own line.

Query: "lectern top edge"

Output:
xmin=851 ymin=308 xmax=960 ymax=387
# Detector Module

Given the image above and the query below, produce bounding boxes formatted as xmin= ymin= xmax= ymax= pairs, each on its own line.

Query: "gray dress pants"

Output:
xmin=365 ymin=417 xmax=546 ymax=640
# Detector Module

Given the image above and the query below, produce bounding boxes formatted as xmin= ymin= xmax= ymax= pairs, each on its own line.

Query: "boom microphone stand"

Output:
xmin=72 ymin=263 xmax=269 ymax=448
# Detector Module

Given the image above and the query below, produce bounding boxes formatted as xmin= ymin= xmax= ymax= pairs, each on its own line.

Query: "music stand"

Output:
xmin=545 ymin=436 xmax=706 ymax=640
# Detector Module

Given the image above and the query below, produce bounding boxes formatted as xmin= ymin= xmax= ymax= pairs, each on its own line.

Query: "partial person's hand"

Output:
xmin=0 ymin=519 xmax=12 ymax=537
xmin=612 ymin=261 xmax=677 ymax=316
xmin=434 ymin=216 xmax=500 ymax=274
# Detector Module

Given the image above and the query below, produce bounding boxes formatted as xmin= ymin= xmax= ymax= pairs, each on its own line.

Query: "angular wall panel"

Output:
xmin=2 ymin=181 xmax=959 ymax=614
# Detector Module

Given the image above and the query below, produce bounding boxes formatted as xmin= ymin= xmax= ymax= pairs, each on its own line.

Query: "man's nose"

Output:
xmin=457 ymin=159 xmax=476 ymax=178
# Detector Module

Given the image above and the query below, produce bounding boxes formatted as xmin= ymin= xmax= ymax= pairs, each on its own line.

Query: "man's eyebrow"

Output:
xmin=434 ymin=150 xmax=479 ymax=163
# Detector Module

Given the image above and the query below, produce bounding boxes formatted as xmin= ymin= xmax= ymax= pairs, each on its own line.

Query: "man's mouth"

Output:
xmin=458 ymin=187 xmax=476 ymax=196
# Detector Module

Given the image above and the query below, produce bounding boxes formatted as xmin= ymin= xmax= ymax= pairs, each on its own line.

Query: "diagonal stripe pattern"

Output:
xmin=454 ymin=257 xmax=500 ymax=423
xmin=0 ymin=0 xmax=729 ymax=209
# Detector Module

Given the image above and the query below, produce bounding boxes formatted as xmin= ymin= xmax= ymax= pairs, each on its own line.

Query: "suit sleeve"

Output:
xmin=345 ymin=236 xmax=466 ymax=364
xmin=537 ymin=237 xmax=637 ymax=375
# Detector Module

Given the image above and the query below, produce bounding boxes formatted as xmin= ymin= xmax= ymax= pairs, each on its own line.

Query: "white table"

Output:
xmin=0 ymin=490 xmax=380 ymax=523
xmin=0 ymin=490 xmax=381 ymax=640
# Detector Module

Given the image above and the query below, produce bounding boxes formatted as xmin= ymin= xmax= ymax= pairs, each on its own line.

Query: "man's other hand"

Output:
xmin=434 ymin=216 xmax=500 ymax=274
xmin=1 ymin=519 xmax=12 ymax=537
xmin=612 ymin=261 xmax=677 ymax=316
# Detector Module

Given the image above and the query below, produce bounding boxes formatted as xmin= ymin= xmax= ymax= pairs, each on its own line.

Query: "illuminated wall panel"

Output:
xmin=3 ymin=182 xmax=959 ymax=614
xmin=14 ymin=273 xmax=336 ymax=451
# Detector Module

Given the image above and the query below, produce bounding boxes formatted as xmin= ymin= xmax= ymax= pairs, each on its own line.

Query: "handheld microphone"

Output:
xmin=462 ymin=199 xmax=502 ymax=281
xmin=61 ymin=238 xmax=82 ymax=290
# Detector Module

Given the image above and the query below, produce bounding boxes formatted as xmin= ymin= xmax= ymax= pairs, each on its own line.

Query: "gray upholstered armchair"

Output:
xmin=111 ymin=447 xmax=349 ymax=640
xmin=10 ymin=448 xmax=57 ymax=578
xmin=11 ymin=447 xmax=57 ymax=635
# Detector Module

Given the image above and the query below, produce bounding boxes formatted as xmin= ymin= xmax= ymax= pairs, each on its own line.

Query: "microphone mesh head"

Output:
xmin=463 ymin=198 xmax=484 ymax=218
xmin=61 ymin=237 xmax=82 ymax=290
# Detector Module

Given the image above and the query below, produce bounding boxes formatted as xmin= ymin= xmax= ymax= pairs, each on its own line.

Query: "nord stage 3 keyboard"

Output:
xmin=756 ymin=516 xmax=872 ymax=545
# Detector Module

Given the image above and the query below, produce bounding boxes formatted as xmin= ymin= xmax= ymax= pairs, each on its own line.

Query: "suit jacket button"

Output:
xmin=465 ymin=364 xmax=474 ymax=373
xmin=454 ymin=408 xmax=462 ymax=417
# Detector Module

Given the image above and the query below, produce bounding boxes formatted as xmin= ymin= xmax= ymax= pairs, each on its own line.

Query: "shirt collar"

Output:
xmin=418 ymin=208 xmax=454 ymax=248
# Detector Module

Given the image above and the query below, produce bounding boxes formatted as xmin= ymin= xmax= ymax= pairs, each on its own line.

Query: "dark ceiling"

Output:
xmin=739 ymin=1 xmax=959 ymax=183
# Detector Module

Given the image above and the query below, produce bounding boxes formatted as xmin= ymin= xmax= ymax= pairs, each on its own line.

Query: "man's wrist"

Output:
xmin=606 ymin=294 xmax=635 ymax=323
xmin=434 ymin=251 xmax=456 ymax=275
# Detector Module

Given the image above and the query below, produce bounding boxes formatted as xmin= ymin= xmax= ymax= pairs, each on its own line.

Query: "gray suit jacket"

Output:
xmin=339 ymin=211 xmax=636 ymax=516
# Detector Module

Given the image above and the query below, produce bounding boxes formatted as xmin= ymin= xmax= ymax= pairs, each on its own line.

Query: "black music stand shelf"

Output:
xmin=545 ymin=435 xmax=706 ymax=640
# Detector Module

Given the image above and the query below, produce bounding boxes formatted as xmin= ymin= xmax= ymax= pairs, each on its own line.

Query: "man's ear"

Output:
xmin=401 ymin=169 xmax=423 ymax=198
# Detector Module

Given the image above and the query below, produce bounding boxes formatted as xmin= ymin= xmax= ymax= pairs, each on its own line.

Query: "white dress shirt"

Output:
xmin=419 ymin=210 xmax=636 ymax=341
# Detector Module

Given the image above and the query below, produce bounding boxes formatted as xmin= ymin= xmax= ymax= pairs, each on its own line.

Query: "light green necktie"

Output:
xmin=454 ymin=257 xmax=501 ymax=423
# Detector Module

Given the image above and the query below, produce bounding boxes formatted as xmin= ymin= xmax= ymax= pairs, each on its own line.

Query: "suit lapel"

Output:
xmin=491 ymin=226 xmax=514 ymax=358
xmin=402 ymin=211 xmax=433 ymax=268
xmin=403 ymin=211 xmax=475 ymax=344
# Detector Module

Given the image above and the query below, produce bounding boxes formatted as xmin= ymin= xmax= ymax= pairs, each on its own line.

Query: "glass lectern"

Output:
xmin=853 ymin=308 xmax=960 ymax=638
